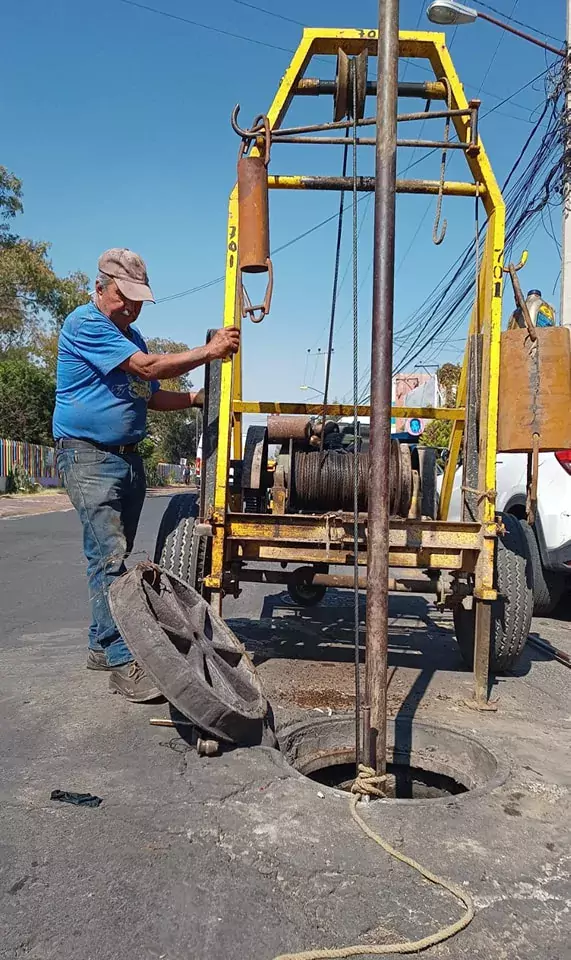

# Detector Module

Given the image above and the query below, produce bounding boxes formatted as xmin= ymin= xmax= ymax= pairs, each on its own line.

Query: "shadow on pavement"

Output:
xmin=227 ymin=589 xmax=471 ymax=766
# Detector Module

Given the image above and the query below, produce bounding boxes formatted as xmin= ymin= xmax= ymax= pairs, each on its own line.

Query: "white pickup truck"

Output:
xmin=447 ymin=450 xmax=571 ymax=614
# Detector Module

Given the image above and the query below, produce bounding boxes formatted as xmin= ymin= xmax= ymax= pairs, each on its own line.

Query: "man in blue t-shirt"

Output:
xmin=54 ymin=248 xmax=239 ymax=702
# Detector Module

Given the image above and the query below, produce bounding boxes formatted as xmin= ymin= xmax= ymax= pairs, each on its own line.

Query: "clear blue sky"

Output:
xmin=1 ymin=0 xmax=566 ymax=405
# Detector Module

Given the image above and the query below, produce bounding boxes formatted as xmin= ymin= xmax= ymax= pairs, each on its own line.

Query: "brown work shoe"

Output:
xmin=108 ymin=661 xmax=163 ymax=703
xmin=86 ymin=649 xmax=111 ymax=671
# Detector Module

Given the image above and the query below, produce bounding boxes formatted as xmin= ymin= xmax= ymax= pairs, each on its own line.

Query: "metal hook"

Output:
xmin=235 ymin=110 xmax=272 ymax=167
xmin=432 ymin=78 xmax=451 ymax=246
xmin=503 ymin=250 xmax=528 ymax=273
xmin=231 ymin=104 xmax=265 ymax=141
xmin=241 ymin=258 xmax=274 ymax=323
xmin=237 ymin=116 xmax=272 ymax=168
xmin=504 ymin=254 xmax=536 ymax=342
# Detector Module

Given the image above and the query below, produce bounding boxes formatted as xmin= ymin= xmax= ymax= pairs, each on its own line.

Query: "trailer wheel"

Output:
xmin=518 ymin=519 xmax=564 ymax=616
xmin=154 ymin=494 xmax=211 ymax=597
xmin=287 ymin=581 xmax=328 ymax=607
xmin=453 ymin=513 xmax=533 ymax=672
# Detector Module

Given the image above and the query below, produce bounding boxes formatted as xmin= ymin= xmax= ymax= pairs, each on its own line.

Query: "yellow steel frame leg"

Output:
xmin=211 ymin=187 xmax=240 ymax=610
xmin=209 ymin=28 xmax=505 ymax=702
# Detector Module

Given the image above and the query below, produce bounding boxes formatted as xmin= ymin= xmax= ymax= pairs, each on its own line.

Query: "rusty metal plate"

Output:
xmin=498 ymin=327 xmax=571 ymax=452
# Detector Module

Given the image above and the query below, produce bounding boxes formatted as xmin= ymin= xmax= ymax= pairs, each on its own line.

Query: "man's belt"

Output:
xmin=55 ymin=438 xmax=139 ymax=455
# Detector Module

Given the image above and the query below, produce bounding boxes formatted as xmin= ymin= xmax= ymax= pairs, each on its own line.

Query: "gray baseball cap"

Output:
xmin=98 ymin=248 xmax=155 ymax=303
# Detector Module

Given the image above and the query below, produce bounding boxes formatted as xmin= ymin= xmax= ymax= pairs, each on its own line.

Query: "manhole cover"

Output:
xmin=278 ymin=715 xmax=506 ymax=803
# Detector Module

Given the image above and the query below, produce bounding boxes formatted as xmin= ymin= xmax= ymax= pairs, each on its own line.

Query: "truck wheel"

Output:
xmin=287 ymin=581 xmax=327 ymax=607
xmin=518 ymin=519 xmax=564 ymax=616
xmin=453 ymin=513 xmax=533 ymax=672
xmin=154 ymin=494 xmax=211 ymax=597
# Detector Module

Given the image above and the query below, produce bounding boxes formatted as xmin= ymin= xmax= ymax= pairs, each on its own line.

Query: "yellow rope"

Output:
xmin=350 ymin=764 xmax=386 ymax=799
xmin=273 ymin=764 xmax=474 ymax=960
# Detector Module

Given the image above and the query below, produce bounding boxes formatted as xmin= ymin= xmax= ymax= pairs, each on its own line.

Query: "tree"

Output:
xmin=437 ymin=362 xmax=461 ymax=406
xmin=145 ymin=338 xmax=193 ymax=392
xmin=420 ymin=363 xmax=461 ymax=452
xmin=0 ymin=358 xmax=55 ymax=445
xmin=158 ymin=414 xmax=201 ymax=464
xmin=144 ymin=337 xmax=200 ymax=463
xmin=0 ymin=166 xmax=89 ymax=362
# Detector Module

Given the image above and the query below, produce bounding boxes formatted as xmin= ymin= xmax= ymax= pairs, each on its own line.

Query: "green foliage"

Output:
xmin=420 ymin=418 xmax=452 ymax=451
xmin=0 ymin=167 xmax=23 ymax=230
xmin=419 ymin=363 xmax=461 ymax=455
xmin=158 ymin=415 xmax=200 ymax=464
xmin=0 ymin=358 xmax=55 ymax=445
xmin=138 ymin=437 xmax=164 ymax=486
xmin=145 ymin=338 xmax=193 ymax=392
xmin=0 ymin=165 xmax=89 ymax=362
xmin=6 ymin=464 xmax=39 ymax=494
xmin=145 ymin=337 xmax=200 ymax=464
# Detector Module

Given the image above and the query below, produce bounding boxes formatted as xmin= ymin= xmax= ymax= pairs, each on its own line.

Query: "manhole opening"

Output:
xmin=279 ymin=716 xmax=504 ymax=803
xmin=305 ymin=755 xmax=467 ymax=800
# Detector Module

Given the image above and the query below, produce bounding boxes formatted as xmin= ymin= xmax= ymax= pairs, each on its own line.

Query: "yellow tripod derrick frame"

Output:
xmin=209 ymin=28 xmax=505 ymax=621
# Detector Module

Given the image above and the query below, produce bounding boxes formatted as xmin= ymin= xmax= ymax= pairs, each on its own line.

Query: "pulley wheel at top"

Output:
xmin=333 ymin=49 xmax=368 ymax=121
xmin=333 ymin=49 xmax=350 ymax=121
xmin=353 ymin=49 xmax=368 ymax=121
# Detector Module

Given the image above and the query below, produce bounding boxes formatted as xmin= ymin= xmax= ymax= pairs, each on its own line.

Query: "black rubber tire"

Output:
xmin=154 ymin=494 xmax=210 ymax=596
xmin=287 ymin=581 xmax=327 ymax=607
xmin=412 ymin=446 xmax=438 ymax=519
xmin=453 ymin=513 xmax=533 ymax=672
xmin=109 ymin=564 xmax=275 ymax=746
xmin=519 ymin=519 xmax=564 ymax=616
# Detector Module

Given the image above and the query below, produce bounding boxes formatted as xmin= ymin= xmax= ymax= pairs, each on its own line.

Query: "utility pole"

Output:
xmin=562 ymin=0 xmax=571 ymax=329
xmin=365 ymin=0 xmax=400 ymax=776
xmin=305 ymin=347 xmax=334 ymax=384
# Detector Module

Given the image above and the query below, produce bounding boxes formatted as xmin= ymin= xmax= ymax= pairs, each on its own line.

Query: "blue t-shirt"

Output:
xmin=53 ymin=301 xmax=160 ymax=445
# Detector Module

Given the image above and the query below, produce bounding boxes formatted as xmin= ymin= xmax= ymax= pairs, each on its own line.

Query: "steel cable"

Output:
xmin=320 ymin=134 xmax=350 ymax=449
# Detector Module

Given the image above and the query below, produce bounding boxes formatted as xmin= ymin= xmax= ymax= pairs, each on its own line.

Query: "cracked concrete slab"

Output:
xmin=1 ymin=498 xmax=570 ymax=959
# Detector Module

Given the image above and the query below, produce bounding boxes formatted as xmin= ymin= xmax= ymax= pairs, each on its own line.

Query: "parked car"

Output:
xmin=445 ymin=450 xmax=571 ymax=614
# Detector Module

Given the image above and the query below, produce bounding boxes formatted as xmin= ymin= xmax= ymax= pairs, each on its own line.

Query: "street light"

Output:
xmin=300 ymin=384 xmax=325 ymax=396
xmin=426 ymin=1 xmax=565 ymax=57
xmin=426 ymin=1 xmax=476 ymax=25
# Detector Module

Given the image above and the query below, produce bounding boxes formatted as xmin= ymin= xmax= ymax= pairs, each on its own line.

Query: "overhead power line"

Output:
xmin=227 ymin=0 xmax=305 ymax=27
xmin=477 ymin=2 xmax=564 ymax=44
xmin=157 ymin=62 xmax=548 ymax=306
xmin=390 ymin=65 xmax=564 ymax=378
xmin=156 ymin=199 xmax=369 ymax=304
xmin=116 ymin=0 xmax=295 ymax=53
xmin=350 ymin=62 xmax=563 ymax=399
xmin=476 ymin=0 xmax=521 ymax=97
xmin=119 ymin=0 xmax=541 ymax=124
xmin=156 ymin=146 xmax=444 ymax=305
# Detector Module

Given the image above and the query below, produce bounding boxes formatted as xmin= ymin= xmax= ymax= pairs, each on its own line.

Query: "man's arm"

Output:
xmin=119 ymin=327 xmax=239 ymax=382
xmin=148 ymin=389 xmax=204 ymax=412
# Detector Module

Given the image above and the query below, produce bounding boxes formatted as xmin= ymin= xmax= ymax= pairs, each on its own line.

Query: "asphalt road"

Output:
xmin=0 ymin=496 xmax=170 ymax=653
xmin=1 ymin=495 xmax=571 ymax=960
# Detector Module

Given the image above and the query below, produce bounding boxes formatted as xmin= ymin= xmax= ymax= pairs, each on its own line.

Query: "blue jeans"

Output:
xmin=56 ymin=445 xmax=146 ymax=667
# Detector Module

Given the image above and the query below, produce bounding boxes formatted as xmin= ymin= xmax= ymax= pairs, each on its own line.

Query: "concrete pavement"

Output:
xmin=1 ymin=496 xmax=570 ymax=959
xmin=0 ymin=486 xmax=191 ymax=520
